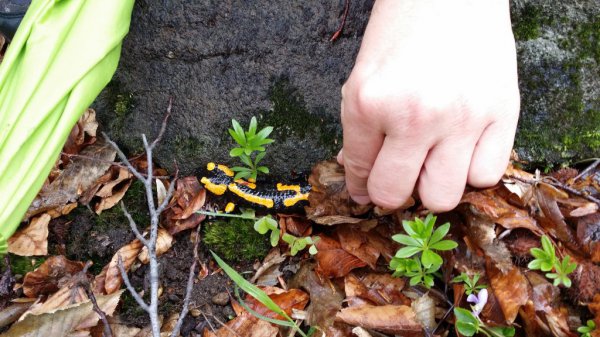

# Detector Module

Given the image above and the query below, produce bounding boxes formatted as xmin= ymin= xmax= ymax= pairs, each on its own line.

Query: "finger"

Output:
xmin=468 ymin=117 xmax=517 ymax=187
xmin=367 ymin=135 xmax=429 ymax=209
xmin=418 ymin=135 xmax=478 ymax=212
xmin=340 ymin=108 xmax=384 ymax=205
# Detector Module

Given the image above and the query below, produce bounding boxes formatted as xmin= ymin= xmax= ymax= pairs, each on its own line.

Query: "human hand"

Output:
xmin=339 ymin=0 xmax=520 ymax=212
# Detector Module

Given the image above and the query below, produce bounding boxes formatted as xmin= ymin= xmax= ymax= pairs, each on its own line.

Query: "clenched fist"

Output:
xmin=339 ymin=0 xmax=520 ymax=212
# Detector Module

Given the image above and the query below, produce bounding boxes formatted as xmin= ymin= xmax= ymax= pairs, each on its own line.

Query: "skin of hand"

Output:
xmin=338 ymin=0 xmax=520 ymax=212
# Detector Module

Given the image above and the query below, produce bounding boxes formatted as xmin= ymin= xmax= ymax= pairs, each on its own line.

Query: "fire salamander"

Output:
xmin=200 ymin=162 xmax=310 ymax=211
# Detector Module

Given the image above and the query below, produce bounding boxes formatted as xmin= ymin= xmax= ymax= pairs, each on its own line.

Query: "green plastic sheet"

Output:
xmin=0 ymin=0 xmax=135 ymax=254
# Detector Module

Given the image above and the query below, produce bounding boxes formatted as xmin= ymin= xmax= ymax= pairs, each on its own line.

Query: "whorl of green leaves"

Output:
xmin=228 ymin=117 xmax=274 ymax=181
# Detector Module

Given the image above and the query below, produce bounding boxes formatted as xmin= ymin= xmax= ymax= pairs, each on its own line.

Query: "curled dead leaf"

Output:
xmin=486 ymin=261 xmax=529 ymax=324
xmin=305 ymin=160 xmax=372 ymax=219
xmin=8 ymin=214 xmax=50 ymax=256
xmin=314 ymin=235 xmax=367 ymax=278
xmin=243 ymin=286 xmax=309 ymax=320
xmin=336 ymin=304 xmax=423 ymax=336
xmin=162 ymin=177 xmax=206 ymax=235
xmin=138 ymin=228 xmax=173 ymax=264
xmin=22 ymin=256 xmax=85 ymax=298
xmin=103 ymin=239 xmax=143 ymax=294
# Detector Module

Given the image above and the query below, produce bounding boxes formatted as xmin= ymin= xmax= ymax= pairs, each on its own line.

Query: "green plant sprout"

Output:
xmin=452 ymin=272 xmax=487 ymax=296
xmin=282 ymin=233 xmax=319 ymax=256
xmin=211 ymin=251 xmax=315 ymax=337
xmin=528 ymin=235 xmax=577 ymax=287
xmin=577 ymin=319 xmax=596 ymax=337
xmin=228 ymin=116 xmax=274 ymax=181
xmin=454 ymin=307 xmax=515 ymax=337
xmin=389 ymin=214 xmax=457 ymax=288
xmin=197 ymin=209 xmax=318 ymax=256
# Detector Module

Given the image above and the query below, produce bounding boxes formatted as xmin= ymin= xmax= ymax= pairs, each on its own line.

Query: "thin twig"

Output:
xmin=149 ymin=97 xmax=173 ymax=151
xmin=508 ymin=174 xmax=600 ymax=206
xmin=120 ymin=201 xmax=150 ymax=247
xmin=573 ymin=158 xmax=600 ymax=182
xmin=169 ymin=224 xmax=202 ymax=337
xmin=117 ymin=254 xmax=149 ymax=312
xmin=330 ymin=0 xmax=350 ymax=42
xmin=76 ymin=262 xmax=113 ymax=337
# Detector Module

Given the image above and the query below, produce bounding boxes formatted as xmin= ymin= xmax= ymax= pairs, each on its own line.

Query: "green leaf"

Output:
xmin=231 ymin=120 xmax=246 ymax=143
xmin=391 ymin=234 xmax=422 ymax=247
xmin=282 ymin=233 xmax=296 ymax=244
xmin=402 ymin=220 xmax=418 ymax=237
xmin=231 ymin=166 xmax=252 ymax=173
xmin=244 ymin=148 xmax=253 ymax=156
xmin=527 ymin=259 xmax=542 ymax=270
xmin=456 ymin=321 xmax=478 ymax=336
xmin=254 ymin=218 xmax=270 ymax=234
xmin=421 ymin=250 xmax=443 ymax=268
xmin=255 ymin=126 xmax=273 ymax=140
xmin=254 ymin=151 xmax=266 ymax=165
xmin=409 ymin=275 xmax=422 ymax=286
xmin=270 ymin=228 xmax=280 ymax=247
xmin=211 ymin=252 xmax=288 ymax=317
xmin=239 ymin=154 xmax=253 ymax=167
xmin=257 ymin=166 xmax=269 ymax=174
xmin=228 ymin=128 xmax=245 ymax=146
xmin=394 ymin=246 xmax=422 ymax=259
xmin=487 ymin=326 xmax=516 ymax=337
xmin=249 ymin=116 xmax=258 ymax=135
xmin=454 ymin=308 xmax=476 ymax=323
xmin=430 ymin=239 xmax=458 ymax=251
xmin=308 ymin=245 xmax=318 ymax=255
xmin=541 ymin=235 xmax=555 ymax=256
xmin=234 ymin=171 xmax=252 ymax=180
xmin=429 ymin=223 xmax=450 ymax=244
xmin=229 ymin=147 xmax=245 ymax=157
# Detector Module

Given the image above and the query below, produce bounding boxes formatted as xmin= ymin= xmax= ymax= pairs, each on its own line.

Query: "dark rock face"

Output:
xmin=96 ymin=0 xmax=373 ymax=176
xmin=95 ymin=0 xmax=599 ymax=177
xmin=511 ymin=0 xmax=600 ymax=165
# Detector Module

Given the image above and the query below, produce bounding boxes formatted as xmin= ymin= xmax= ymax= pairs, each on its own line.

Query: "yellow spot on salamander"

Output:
xmin=283 ymin=192 xmax=309 ymax=207
xmin=228 ymin=183 xmax=274 ymax=208
xmin=207 ymin=162 xmax=216 ymax=171
xmin=217 ymin=164 xmax=234 ymax=177
xmin=276 ymin=183 xmax=302 ymax=193
xmin=225 ymin=202 xmax=235 ymax=213
xmin=200 ymin=177 xmax=227 ymax=195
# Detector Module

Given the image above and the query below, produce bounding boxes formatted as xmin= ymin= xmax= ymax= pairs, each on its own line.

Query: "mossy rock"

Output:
xmin=511 ymin=0 xmax=600 ymax=167
xmin=203 ymin=218 xmax=270 ymax=262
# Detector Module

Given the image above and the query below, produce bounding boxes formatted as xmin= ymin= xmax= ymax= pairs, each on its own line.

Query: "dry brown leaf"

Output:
xmin=90 ymin=317 xmax=141 ymax=337
xmin=523 ymin=271 xmax=576 ymax=337
xmin=345 ymin=273 xmax=409 ymax=307
xmin=312 ymin=215 xmax=364 ymax=226
xmin=278 ymin=214 xmax=312 ymax=236
xmin=243 ymin=286 xmax=309 ymax=320
xmin=464 ymin=214 xmax=514 ymax=273
xmin=202 ymin=313 xmax=278 ymax=337
xmin=62 ymin=109 xmax=99 ymax=161
xmin=486 ymin=261 xmax=529 ymax=324
xmin=103 ymin=239 xmax=143 ymax=294
xmin=22 ymin=256 xmax=85 ymax=298
xmin=535 ymin=182 xmax=579 ymax=250
xmin=25 ymin=282 xmax=87 ymax=316
xmin=288 ymin=263 xmax=344 ymax=330
xmin=162 ymin=177 xmax=206 ymax=235
xmin=337 ymin=224 xmax=395 ymax=268
xmin=26 ymin=142 xmax=116 ymax=219
xmin=94 ymin=166 xmax=133 ymax=214
xmin=305 ymin=160 xmax=372 ymax=219
xmin=5 ymin=291 xmax=123 ymax=337
xmin=461 ymin=188 xmax=541 ymax=233
xmin=314 ymin=235 xmax=367 ymax=278
xmin=8 ymin=214 xmax=50 ymax=256
xmin=336 ymin=304 xmax=423 ymax=336
xmin=138 ymin=228 xmax=173 ymax=264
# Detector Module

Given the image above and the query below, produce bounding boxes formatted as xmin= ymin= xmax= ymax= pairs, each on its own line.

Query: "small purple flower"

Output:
xmin=466 ymin=288 xmax=488 ymax=316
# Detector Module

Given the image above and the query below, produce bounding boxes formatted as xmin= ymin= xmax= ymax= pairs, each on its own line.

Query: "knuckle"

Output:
xmin=421 ymin=193 xmax=461 ymax=213
xmin=469 ymin=170 xmax=502 ymax=188
xmin=369 ymin=189 xmax=410 ymax=210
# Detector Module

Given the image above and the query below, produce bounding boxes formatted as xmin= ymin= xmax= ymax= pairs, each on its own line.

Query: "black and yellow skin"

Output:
xmin=200 ymin=162 xmax=310 ymax=211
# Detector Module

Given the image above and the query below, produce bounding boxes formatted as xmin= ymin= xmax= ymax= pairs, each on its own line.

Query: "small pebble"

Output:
xmin=211 ymin=292 xmax=229 ymax=306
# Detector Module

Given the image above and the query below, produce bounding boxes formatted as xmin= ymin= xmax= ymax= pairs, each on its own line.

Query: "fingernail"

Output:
xmin=351 ymin=195 xmax=371 ymax=205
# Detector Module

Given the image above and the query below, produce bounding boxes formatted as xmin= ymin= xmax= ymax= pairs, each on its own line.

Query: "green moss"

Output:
xmin=172 ymin=135 xmax=207 ymax=160
xmin=259 ymin=78 xmax=340 ymax=153
xmin=512 ymin=4 xmax=544 ymax=41
xmin=0 ymin=255 xmax=45 ymax=277
xmin=203 ymin=218 xmax=270 ymax=262
xmin=102 ymin=80 xmax=136 ymax=132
